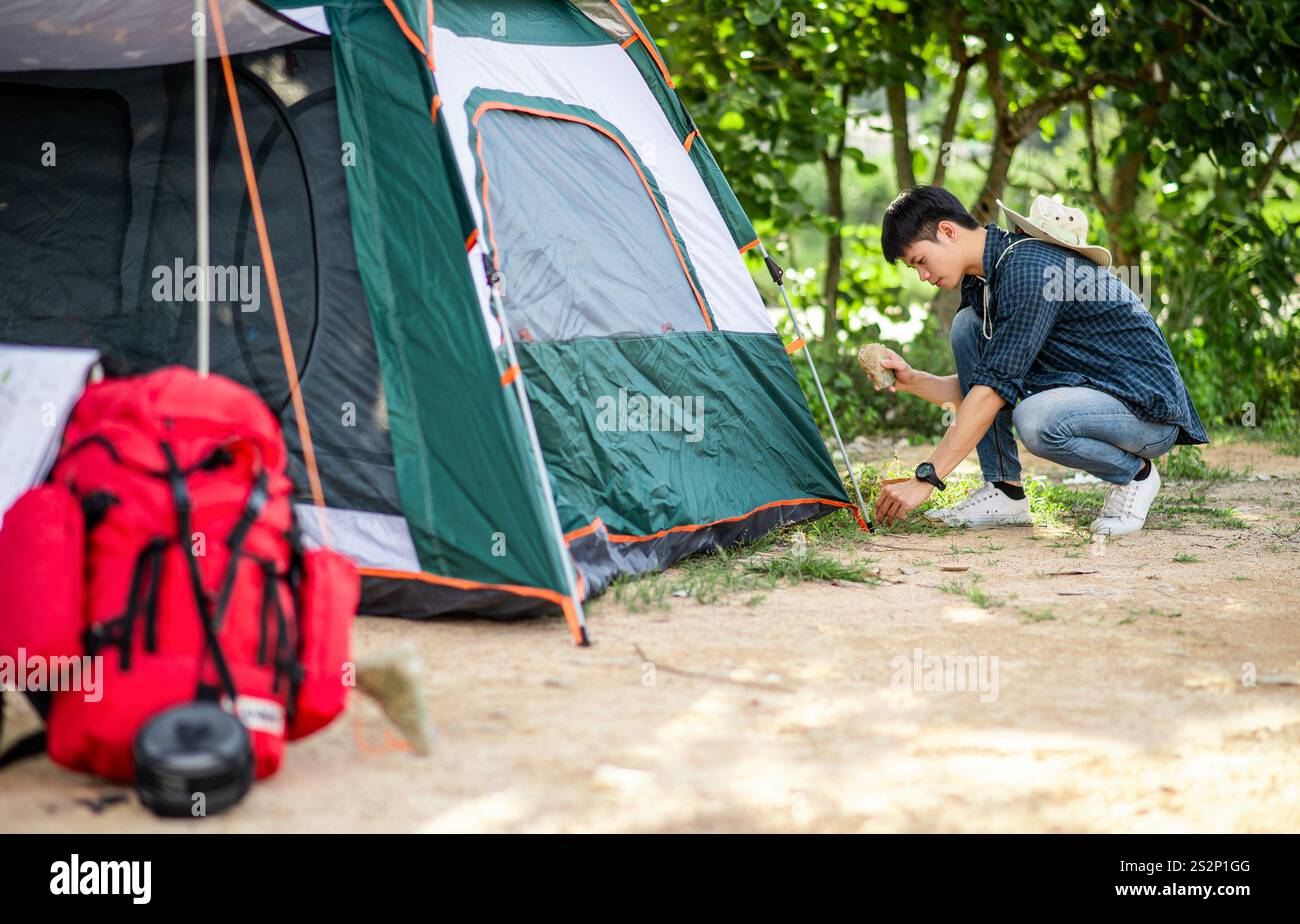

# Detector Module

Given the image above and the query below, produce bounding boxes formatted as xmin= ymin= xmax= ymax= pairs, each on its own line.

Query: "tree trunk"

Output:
xmin=1106 ymin=144 xmax=1145 ymax=269
xmin=822 ymin=150 xmax=843 ymax=338
xmin=934 ymin=50 xmax=1016 ymax=332
xmin=930 ymin=132 xmax=1015 ymax=333
xmin=971 ymin=132 xmax=1016 ymax=224
xmin=886 ymin=83 xmax=916 ymax=189
xmin=932 ymin=61 xmax=970 ymax=187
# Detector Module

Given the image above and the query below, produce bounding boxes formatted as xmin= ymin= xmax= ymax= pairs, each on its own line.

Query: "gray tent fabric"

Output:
xmin=0 ymin=0 xmax=321 ymax=71
xmin=476 ymin=108 xmax=709 ymax=341
xmin=567 ymin=0 xmax=635 ymax=42
xmin=0 ymin=41 xmax=400 ymax=516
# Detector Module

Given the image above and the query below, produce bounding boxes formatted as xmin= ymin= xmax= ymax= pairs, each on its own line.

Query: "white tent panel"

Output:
xmin=432 ymin=28 xmax=775 ymax=340
xmin=0 ymin=345 xmax=101 ymax=527
xmin=295 ymin=504 xmax=421 ymax=571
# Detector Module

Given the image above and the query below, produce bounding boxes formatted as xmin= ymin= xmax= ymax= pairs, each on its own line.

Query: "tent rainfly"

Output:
xmin=0 ymin=0 xmax=867 ymax=644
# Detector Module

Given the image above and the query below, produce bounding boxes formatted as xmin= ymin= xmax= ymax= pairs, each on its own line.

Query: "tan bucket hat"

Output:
xmin=995 ymin=195 xmax=1112 ymax=268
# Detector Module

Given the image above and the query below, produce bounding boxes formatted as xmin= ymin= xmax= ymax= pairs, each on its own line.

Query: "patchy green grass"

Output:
xmin=1018 ymin=606 xmax=1057 ymax=623
xmin=938 ymin=574 xmax=1005 ymax=610
xmin=1159 ymin=445 xmax=1233 ymax=482
xmin=1025 ymin=478 xmax=1105 ymax=530
xmin=608 ymin=537 xmax=779 ymax=612
xmin=1147 ymin=486 xmax=1249 ymax=531
xmin=1149 ymin=496 xmax=1248 ymax=530
xmin=1048 ymin=535 xmax=1092 ymax=549
xmin=824 ymin=459 xmax=1257 ymax=539
xmin=1266 ymin=522 xmax=1300 ymax=541
xmin=609 ymin=572 xmax=670 ymax=612
xmin=745 ymin=550 xmax=879 ymax=584
xmin=606 ymin=523 xmax=880 ymax=612
xmin=1129 ymin=605 xmax=1183 ymax=619
xmin=1268 ymin=426 xmax=1300 ymax=456
xmin=1172 ymin=552 xmax=1202 ymax=563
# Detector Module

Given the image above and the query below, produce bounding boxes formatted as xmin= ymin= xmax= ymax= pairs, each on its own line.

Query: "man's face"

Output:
xmin=900 ymin=222 xmax=966 ymax=290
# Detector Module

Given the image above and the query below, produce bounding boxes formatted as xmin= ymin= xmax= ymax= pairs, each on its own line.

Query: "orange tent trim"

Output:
xmin=609 ymin=0 xmax=674 ymax=88
xmin=605 ymin=497 xmax=860 ymax=542
xmin=358 ymin=566 xmax=585 ymax=645
xmin=209 ymin=0 xmax=328 ymax=524
xmin=382 ymin=0 xmax=427 ymax=58
xmin=564 ymin=516 xmax=605 ymax=542
xmin=563 ymin=498 xmax=861 ymax=546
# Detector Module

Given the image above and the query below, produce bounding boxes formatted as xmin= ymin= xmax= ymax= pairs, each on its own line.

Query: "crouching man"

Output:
xmin=872 ymin=186 xmax=1206 ymax=536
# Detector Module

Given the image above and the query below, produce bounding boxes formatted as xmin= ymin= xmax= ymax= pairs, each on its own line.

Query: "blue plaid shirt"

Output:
xmin=962 ymin=224 xmax=1207 ymax=445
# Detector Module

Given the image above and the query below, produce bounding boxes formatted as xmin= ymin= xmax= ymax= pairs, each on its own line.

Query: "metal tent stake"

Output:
xmin=758 ymin=242 xmax=871 ymax=530
xmin=482 ymin=255 xmax=590 ymax=645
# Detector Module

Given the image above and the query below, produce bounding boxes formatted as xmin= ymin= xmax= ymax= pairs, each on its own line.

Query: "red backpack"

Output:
xmin=0 ymin=366 xmax=357 ymax=784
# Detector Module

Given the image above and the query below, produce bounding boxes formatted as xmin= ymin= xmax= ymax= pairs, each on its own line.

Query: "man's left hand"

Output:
xmin=875 ymin=478 xmax=935 ymax=526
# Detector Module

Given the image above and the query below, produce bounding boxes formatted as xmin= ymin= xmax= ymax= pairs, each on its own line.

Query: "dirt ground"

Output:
xmin=2 ymin=438 xmax=1298 ymax=833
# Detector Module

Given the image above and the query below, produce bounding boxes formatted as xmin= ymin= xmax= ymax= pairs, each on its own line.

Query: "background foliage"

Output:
xmin=641 ymin=0 xmax=1300 ymax=445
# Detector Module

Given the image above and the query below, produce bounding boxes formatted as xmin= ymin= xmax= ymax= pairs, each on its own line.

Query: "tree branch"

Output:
xmin=932 ymin=56 xmax=973 ymax=186
xmin=1182 ymin=0 xmax=1232 ymax=27
xmin=1081 ymin=96 xmax=1109 ymax=214
xmin=886 ymin=82 xmax=916 ymax=188
xmin=1250 ymin=110 xmax=1300 ymax=202
xmin=1010 ymin=75 xmax=1107 ymax=142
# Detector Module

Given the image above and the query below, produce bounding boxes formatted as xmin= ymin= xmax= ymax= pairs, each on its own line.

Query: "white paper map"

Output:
xmin=0 ymin=344 xmax=101 ymax=527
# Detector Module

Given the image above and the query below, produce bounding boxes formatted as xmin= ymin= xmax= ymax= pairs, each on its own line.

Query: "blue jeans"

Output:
xmin=950 ymin=307 xmax=1180 ymax=485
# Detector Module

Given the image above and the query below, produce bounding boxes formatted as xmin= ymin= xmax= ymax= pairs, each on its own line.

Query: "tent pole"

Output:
xmin=481 ymin=256 xmax=590 ymax=646
xmin=758 ymin=242 xmax=871 ymax=530
xmin=195 ymin=0 xmax=210 ymax=377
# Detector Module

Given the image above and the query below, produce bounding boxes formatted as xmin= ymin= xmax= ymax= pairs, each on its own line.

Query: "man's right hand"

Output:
xmin=875 ymin=348 xmax=915 ymax=395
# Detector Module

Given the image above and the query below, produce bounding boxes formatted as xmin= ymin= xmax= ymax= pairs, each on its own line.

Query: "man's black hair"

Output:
xmin=881 ymin=185 xmax=980 ymax=263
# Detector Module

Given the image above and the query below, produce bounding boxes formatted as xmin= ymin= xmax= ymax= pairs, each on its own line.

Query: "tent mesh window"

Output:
xmin=474 ymin=108 xmax=712 ymax=341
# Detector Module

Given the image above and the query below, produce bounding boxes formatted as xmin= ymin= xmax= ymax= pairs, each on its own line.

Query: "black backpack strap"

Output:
xmin=269 ymin=570 xmax=293 ymax=692
xmin=83 ymin=538 xmax=167 ymax=669
xmin=57 ymin=433 xmax=122 ymax=466
xmin=257 ymin=559 xmax=277 ymax=665
xmin=161 ymin=443 xmax=241 ymax=707
xmin=212 ymin=470 xmax=269 ymax=631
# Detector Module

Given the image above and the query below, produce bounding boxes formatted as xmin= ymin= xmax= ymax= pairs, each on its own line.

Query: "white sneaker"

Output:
xmin=1090 ymin=464 xmax=1160 ymax=537
xmin=923 ymin=482 xmax=1031 ymax=528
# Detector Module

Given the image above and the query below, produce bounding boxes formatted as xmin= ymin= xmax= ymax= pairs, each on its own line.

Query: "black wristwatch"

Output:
xmin=914 ymin=461 xmax=946 ymax=491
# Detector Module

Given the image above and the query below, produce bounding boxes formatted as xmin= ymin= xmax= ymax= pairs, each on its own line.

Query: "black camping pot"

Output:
xmin=132 ymin=701 xmax=253 ymax=818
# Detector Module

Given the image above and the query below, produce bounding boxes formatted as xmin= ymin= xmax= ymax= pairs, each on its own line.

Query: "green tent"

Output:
xmin=0 ymin=0 xmax=862 ymax=643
